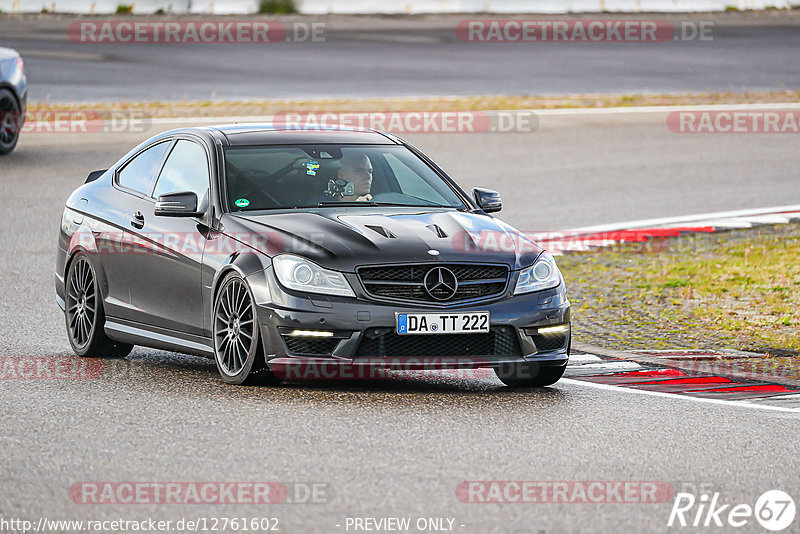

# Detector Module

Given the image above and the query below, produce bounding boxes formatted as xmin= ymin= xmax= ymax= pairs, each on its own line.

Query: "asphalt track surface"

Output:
xmin=2 ymin=14 xmax=800 ymax=101
xmin=1 ymin=112 xmax=799 ymax=532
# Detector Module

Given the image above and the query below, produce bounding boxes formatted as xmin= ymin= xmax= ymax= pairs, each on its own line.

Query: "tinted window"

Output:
xmin=385 ymin=153 xmax=450 ymax=205
xmin=117 ymin=142 xmax=170 ymax=194
xmin=152 ymin=140 xmax=210 ymax=200
xmin=223 ymin=144 xmax=465 ymax=211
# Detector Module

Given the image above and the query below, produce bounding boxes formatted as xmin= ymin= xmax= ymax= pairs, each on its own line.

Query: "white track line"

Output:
xmin=685 ymin=218 xmax=754 ymax=229
xmin=739 ymin=394 xmax=800 ymax=407
xmin=738 ymin=214 xmax=793 ymax=225
xmin=567 ymin=354 xmax=604 ymax=364
xmin=561 ymin=378 xmax=800 ymax=414
xmin=568 ymin=361 xmax=642 ymax=372
xmin=535 ymin=102 xmax=800 ymax=116
xmin=565 ymin=205 xmax=800 ymax=233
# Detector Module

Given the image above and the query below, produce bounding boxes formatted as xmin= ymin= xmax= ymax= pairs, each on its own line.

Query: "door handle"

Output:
xmin=130 ymin=211 xmax=145 ymax=229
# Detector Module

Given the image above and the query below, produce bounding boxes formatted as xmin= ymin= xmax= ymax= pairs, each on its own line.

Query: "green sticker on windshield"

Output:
xmin=234 ymin=198 xmax=250 ymax=208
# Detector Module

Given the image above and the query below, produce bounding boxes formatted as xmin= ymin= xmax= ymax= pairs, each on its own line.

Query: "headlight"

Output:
xmin=272 ymin=254 xmax=355 ymax=297
xmin=514 ymin=252 xmax=562 ymax=295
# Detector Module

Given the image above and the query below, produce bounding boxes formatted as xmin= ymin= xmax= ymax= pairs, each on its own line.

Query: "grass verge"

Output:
xmin=27 ymin=91 xmax=800 ymax=120
xmin=558 ymin=222 xmax=800 ymax=356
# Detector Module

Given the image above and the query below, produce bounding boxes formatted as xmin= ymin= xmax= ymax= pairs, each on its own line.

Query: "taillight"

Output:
xmin=16 ymin=57 xmax=24 ymax=76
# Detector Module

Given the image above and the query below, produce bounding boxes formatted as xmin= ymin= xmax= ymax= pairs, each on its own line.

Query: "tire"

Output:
xmin=65 ymin=254 xmax=134 ymax=358
xmin=0 ymin=88 xmax=21 ymax=156
xmin=494 ymin=362 xmax=566 ymax=387
xmin=212 ymin=272 xmax=278 ymax=385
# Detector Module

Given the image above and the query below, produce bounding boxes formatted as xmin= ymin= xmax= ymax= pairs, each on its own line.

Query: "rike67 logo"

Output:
xmin=668 ymin=490 xmax=796 ymax=531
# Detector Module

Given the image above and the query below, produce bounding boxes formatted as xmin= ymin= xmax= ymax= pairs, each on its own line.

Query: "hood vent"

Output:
xmin=365 ymin=225 xmax=397 ymax=239
xmin=426 ymin=224 xmax=448 ymax=238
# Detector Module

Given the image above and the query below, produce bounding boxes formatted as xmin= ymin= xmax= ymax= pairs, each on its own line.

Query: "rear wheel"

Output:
xmin=494 ymin=363 xmax=566 ymax=387
xmin=213 ymin=273 xmax=278 ymax=385
xmin=0 ymin=88 xmax=21 ymax=155
xmin=65 ymin=254 xmax=133 ymax=358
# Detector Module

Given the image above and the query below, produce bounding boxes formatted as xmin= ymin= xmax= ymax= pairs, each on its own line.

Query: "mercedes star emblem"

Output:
xmin=424 ymin=267 xmax=458 ymax=300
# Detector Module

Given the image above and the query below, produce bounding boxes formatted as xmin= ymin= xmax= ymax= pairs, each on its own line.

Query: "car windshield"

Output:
xmin=223 ymin=144 xmax=467 ymax=211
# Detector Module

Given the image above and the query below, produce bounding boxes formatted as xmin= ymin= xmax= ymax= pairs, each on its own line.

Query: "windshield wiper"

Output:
xmin=317 ymin=201 xmax=380 ymax=207
xmin=315 ymin=201 xmax=424 ymax=208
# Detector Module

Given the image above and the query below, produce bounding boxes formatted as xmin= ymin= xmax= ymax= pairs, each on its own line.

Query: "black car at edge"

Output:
xmin=56 ymin=124 xmax=570 ymax=387
xmin=0 ymin=46 xmax=27 ymax=155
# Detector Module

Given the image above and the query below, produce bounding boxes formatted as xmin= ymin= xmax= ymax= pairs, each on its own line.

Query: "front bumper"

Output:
xmin=249 ymin=266 xmax=570 ymax=371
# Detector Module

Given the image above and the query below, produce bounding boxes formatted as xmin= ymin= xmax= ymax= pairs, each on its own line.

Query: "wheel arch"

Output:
xmin=64 ymin=245 xmax=112 ymax=308
xmin=0 ymin=83 xmax=21 ymax=108
xmin=209 ymin=254 xmax=274 ymax=362
xmin=209 ymin=251 xmax=272 ymax=306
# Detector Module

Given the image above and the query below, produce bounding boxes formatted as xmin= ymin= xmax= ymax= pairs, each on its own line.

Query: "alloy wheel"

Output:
xmin=214 ymin=277 xmax=256 ymax=376
xmin=66 ymin=257 xmax=97 ymax=348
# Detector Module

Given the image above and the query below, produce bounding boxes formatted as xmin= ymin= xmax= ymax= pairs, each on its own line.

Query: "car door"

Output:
xmin=101 ymin=140 xmax=171 ymax=321
xmin=124 ymin=138 xmax=211 ymax=336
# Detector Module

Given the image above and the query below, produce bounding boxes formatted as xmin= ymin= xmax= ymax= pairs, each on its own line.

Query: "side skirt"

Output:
xmin=105 ymin=319 xmax=214 ymax=358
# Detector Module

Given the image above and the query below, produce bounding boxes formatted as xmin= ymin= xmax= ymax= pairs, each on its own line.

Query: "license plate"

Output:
xmin=396 ymin=312 xmax=490 ymax=335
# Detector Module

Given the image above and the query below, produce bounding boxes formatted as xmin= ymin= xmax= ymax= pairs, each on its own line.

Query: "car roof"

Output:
xmin=204 ymin=123 xmax=399 ymax=146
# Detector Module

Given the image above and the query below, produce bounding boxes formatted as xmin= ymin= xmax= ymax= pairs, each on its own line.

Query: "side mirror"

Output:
xmin=154 ymin=191 xmax=202 ymax=217
xmin=472 ymin=188 xmax=502 ymax=213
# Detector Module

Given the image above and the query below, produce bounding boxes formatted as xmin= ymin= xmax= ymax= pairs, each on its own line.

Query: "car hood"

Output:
xmin=222 ymin=208 xmax=542 ymax=272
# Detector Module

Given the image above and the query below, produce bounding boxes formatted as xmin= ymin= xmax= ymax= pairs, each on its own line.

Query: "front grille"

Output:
xmin=355 ymin=326 xmax=522 ymax=358
xmin=531 ymin=333 xmax=568 ymax=353
xmin=282 ymin=336 xmax=340 ymax=356
xmin=358 ymin=264 xmax=509 ymax=304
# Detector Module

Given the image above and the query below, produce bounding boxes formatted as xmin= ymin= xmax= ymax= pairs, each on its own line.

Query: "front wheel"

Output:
xmin=213 ymin=273 xmax=278 ymax=385
xmin=65 ymin=254 xmax=133 ymax=358
xmin=494 ymin=363 xmax=566 ymax=387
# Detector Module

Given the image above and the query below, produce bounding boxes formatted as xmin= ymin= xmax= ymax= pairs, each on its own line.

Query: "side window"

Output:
xmin=152 ymin=140 xmax=210 ymax=200
xmin=117 ymin=142 xmax=170 ymax=194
